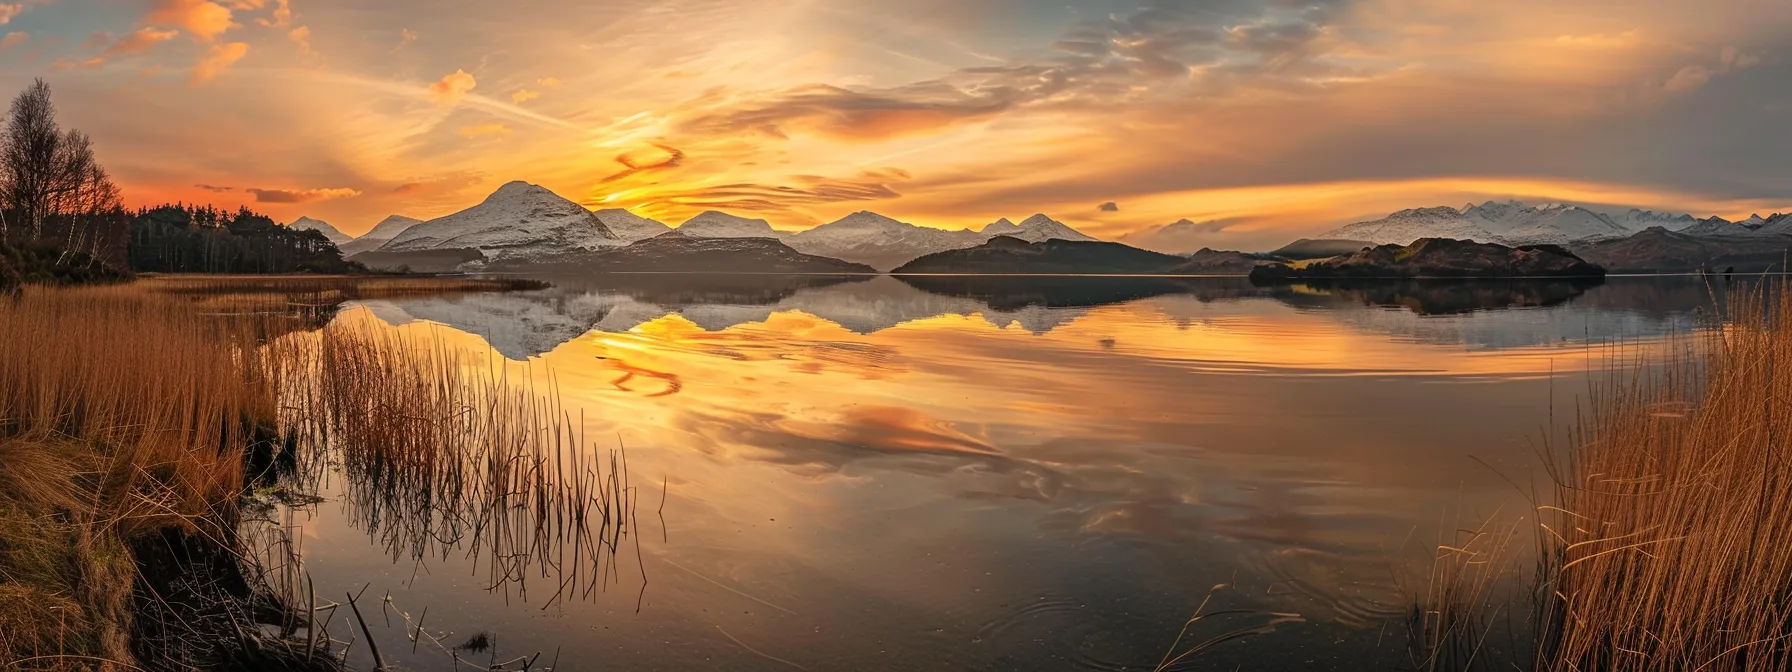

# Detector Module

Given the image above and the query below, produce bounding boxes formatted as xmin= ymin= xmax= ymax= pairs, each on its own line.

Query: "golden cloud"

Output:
xmin=147 ymin=0 xmax=239 ymax=42
xmin=245 ymin=187 xmax=361 ymax=203
xmin=191 ymin=41 xmax=248 ymax=84
xmin=537 ymin=76 xmax=561 ymax=88
xmin=511 ymin=89 xmax=539 ymax=105
xmin=0 ymin=4 xmax=22 ymax=24
xmin=428 ymin=69 xmax=476 ymax=105
xmin=0 ymin=31 xmax=24 ymax=50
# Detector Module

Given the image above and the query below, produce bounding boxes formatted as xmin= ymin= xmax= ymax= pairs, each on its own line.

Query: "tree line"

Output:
xmin=0 ymin=78 xmax=362 ymax=285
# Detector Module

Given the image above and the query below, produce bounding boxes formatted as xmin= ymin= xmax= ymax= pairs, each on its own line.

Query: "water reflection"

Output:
xmin=286 ymin=275 xmax=1728 ymax=670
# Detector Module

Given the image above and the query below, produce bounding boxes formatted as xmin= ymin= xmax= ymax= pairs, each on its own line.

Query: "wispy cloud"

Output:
xmin=245 ymin=186 xmax=360 ymax=203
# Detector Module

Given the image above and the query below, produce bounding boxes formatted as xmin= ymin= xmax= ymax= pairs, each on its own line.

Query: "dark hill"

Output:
xmin=487 ymin=231 xmax=876 ymax=274
xmin=1269 ymin=238 xmax=1374 ymax=260
xmin=1250 ymin=237 xmax=1605 ymax=282
xmin=1572 ymin=227 xmax=1792 ymax=274
xmin=893 ymin=236 xmax=1261 ymax=275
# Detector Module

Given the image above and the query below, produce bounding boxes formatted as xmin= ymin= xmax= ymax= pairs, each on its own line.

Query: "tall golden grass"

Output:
xmin=1535 ymin=279 xmax=1792 ymax=670
xmin=0 ymin=283 xmax=282 ymax=669
xmin=0 ymin=275 xmax=579 ymax=670
xmin=1410 ymin=278 xmax=1792 ymax=671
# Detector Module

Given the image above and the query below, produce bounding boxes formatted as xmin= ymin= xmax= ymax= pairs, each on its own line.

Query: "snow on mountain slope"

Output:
xmin=593 ymin=208 xmax=672 ymax=244
xmin=676 ymin=211 xmax=782 ymax=238
xmin=1324 ymin=201 xmax=1637 ymax=246
xmin=287 ymin=216 xmax=352 ymax=245
xmin=1321 ymin=207 xmax=1499 ymax=245
xmin=784 ymin=211 xmax=985 ymax=271
xmin=1483 ymin=203 xmax=1630 ymax=244
xmin=339 ymin=215 xmax=423 ymax=255
xmin=380 ymin=181 xmax=617 ymax=260
xmin=981 ymin=214 xmax=1099 ymax=243
xmin=1611 ymin=209 xmax=1698 ymax=233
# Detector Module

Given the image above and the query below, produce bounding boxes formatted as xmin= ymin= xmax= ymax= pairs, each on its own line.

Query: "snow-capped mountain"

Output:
xmin=379 ymin=181 xmax=618 ymax=260
xmin=287 ymin=216 xmax=351 ymax=245
xmin=981 ymin=214 xmax=1099 ymax=243
xmin=1323 ymin=201 xmax=1635 ymax=246
xmin=593 ymin=208 xmax=672 ymax=244
xmin=1321 ymin=206 xmax=1498 ymax=245
xmin=676 ymin=211 xmax=781 ymax=238
xmin=1482 ymin=203 xmax=1631 ymax=243
xmin=1611 ymin=209 xmax=1698 ymax=233
xmin=339 ymin=215 xmax=424 ymax=255
xmin=784 ymin=211 xmax=986 ymax=272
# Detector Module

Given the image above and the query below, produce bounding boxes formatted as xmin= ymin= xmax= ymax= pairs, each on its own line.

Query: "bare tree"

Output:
xmin=0 ymin=79 xmax=120 ymax=251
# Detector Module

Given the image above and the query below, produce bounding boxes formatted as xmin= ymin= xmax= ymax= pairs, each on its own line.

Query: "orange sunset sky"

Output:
xmin=0 ymin=0 xmax=1787 ymax=250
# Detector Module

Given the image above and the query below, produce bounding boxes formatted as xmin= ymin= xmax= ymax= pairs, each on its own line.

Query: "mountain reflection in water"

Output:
xmin=288 ymin=274 xmax=1722 ymax=671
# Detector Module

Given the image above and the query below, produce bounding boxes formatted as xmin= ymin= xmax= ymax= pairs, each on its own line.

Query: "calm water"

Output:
xmin=285 ymin=275 xmax=1722 ymax=671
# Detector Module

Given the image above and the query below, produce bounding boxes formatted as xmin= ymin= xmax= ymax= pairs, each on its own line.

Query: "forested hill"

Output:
xmin=127 ymin=204 xmax=363 ymax=274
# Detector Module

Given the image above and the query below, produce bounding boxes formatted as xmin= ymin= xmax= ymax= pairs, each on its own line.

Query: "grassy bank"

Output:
xmin=0 ymin=275 xmax=544 ymax=670
xmin=1413 ymin=278 xmax=1792 ymax=670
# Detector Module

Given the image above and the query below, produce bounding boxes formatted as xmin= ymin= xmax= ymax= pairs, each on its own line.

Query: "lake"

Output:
xmin=280 ymin=274 xmax=1721 ymax=671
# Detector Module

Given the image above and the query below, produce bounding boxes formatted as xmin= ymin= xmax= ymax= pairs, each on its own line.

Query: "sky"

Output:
xmin=0 ymin=0 xmax=1787 ymax=251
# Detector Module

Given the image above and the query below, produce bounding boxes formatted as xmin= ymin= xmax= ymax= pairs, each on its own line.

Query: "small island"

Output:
xmin=1248 ymin=237 xmax=1607 ymax=282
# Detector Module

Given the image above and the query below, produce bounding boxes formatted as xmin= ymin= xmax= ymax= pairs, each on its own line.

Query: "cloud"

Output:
xmin=0 ymin=31 xmax=24 ymax=50
xmin=458 ymin=123 xmax=512 ymax=139
xmin=596 ymin=143 xmax=684 ymax=184
xmin=58 ymin=27 xmax=179 ymax=69
xmin=146 ymin=0 xmax=239 ymax=42
xmin=78 ymin=31 xmax=111 ymax=50
xmin=245 ymin=187 xmax=361 ymax=203
xmin=194 ymin=183 xmax=235 ymax=192
xmin=1098 ymin=202 xmax=1119 ymax=212
xmin=191 ymin=41 xmax=248 ymax=84
xmin=428 ymin=69 xmax=476 ymax=104
xmin=393 ymin=28 xmax=416 ymax=52
xmin=1662 ymin=46 xmax=1765 ymax=95
xmin=288 ymin=24 xmax=311 ymax=57
xmin=255 ymin=0 xmax=290 ymax=28
xmin=673 ymin=83 xmax=1024 ymax=142
xmin=537 ymin=76 xmax=561 ymax=88
xmin=1662 ymin=66 xmax=1712 ymax=94
xmin=632 ymin=168 xmax=910 ymax=217
xmin=0 ymin=4 xmax=22 ymax=24
xmin=511 ymin=89 xmax=539 ymax=105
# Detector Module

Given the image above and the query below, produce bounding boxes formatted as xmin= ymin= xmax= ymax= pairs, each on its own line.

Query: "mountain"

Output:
xmin=1321 ymin=201 xmax=1637 ymax=246
xmin=485 ymin=231 xmax=876 ymax=274
xmin=380 ymin=181 xmax=618 ymax=261
xmin=1680 ymin=216 xmax=1745 ymax=236
xmin=593 ymin=208 xmax=672 ymax=243
xmin=980 ymin=214 xmax=1099 ymax=243
xmin=676 ymin=211 xmax=782 ymax=238
xmin=784 ymin=211 xmax=986 ymax=272
xmin=893 ymin=236 xmax=1197 ymax=275
xmin=1270 ymin=239 xmax=1374 ymax=260
xmin=1611 ymin=209 xmax=1699 ymax=233
xmin=1573 ymin=227 xmax=1792 ymax=273
xmin=287 ymin=216 xmax=351 ymax=246
xmin=1251 ymin=238 xmax=1605 ymax=281
xmin=1180 ymin=248 xmax=1272 ymax=275
xmin=338 ymin=215 xmax=424 ymax=255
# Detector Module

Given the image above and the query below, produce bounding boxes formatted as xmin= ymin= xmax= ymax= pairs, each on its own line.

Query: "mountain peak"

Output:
xmin=678 ymin=210 xmax=780 ymax=238
xmin=379 ymin=181 xmax=617 ymax=259
xmin=287 ymin=216 xmax=352 ymax=244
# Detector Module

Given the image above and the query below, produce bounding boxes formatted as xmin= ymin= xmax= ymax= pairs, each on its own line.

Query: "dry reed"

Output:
xmin=0 ymin=275 xmax=555 ymax=670
xmin=1534 ymin=278 xmax=1792 ymax=670
xmin=293 ymin=318 xmax=641 ymax=608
